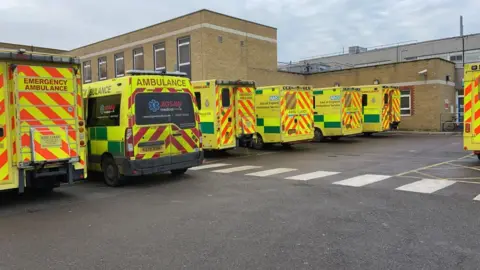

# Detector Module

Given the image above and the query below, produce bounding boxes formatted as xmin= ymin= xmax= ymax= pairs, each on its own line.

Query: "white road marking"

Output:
xmin=333 ymin=174 xmax=391 ymax=187
xmin=285 ymin=171 xmax=339 ymax=181
xmin=395 ymin=179 xmax=456 ymax=194
xmin=473 ymin=194 xmax=480 ymax=201
xmin=246 ymin=168 xmax=298 ymax=177
xmin=190 ymin=163 xmax=231 ymax=170
xmin=212 ymin=165 xmax=262 ymax=173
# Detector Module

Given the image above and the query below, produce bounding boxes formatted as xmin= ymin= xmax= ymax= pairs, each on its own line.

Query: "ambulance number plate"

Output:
xmin=141 ymin=145 xmax=164 ymax=153
xmin=40 ymin=135 xmax=62 ymax=148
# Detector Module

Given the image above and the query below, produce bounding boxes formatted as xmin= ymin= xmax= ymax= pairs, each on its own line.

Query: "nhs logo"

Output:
xmin=330 ymin=95 xmax=341 ymax=101
xmin=269 ymin=95 xmax=280 ymax=101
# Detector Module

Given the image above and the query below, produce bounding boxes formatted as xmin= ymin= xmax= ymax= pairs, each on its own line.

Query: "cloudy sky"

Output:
xmin=1 ymin=0 xmax=478 ymax=62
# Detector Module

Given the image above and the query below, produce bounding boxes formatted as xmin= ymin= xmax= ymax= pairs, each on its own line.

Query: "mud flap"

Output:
xmin=18 ymin=169 xmax=25 ymax=194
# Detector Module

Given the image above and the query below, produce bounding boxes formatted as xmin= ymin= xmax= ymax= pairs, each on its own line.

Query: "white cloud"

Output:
xmin=1 ymin=0 xmax=478 ymax=61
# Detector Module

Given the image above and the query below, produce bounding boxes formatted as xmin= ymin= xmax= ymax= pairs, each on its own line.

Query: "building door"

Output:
xmin=458 ymin=94 xmax=464 ymax=128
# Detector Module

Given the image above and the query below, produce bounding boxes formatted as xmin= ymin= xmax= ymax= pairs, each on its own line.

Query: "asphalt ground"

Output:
xmin=1 ymin=133 xmax=480 ymax=269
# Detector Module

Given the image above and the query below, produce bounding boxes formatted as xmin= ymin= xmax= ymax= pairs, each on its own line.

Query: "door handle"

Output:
xmin=228 ymin=117 xmax=232 ymax=122
xmin=294 ymin=119 xmax=298 ymax=123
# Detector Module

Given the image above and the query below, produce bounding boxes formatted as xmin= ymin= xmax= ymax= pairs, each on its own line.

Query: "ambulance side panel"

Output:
xmin=313 ymin=88 xmax=342 ymax=136
xmin=255 ymin=87 xmax=282 ymax=143
xmin=0 ymin=63 xmax=14 ymax=190
xmin=391 ymin=87 xmax=401 ymax=125
xmin=193 ymin=81 xmax=217 ymax=150
xmin=361 ymin=86 xmax=383 ymax=133
xmin=85 ymin=79 xmax=126 ymax=173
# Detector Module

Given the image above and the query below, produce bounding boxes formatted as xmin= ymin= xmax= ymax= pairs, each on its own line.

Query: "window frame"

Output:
xmin=86 ymin=95 xmax=122 ymax=127
xmin=133 ymin=47 xmax=144 ymax=70
xmin=98 ymin=57 xmax=107 ymax=81
xmin=83 ymin=60 xmax=92 ymax=83
xmin=177 ymin=36 xmax=191 ymax=78
xmin=400 ymin=89 xmax=412 ymax=116
xmin=221 ymin=88 xmax=230 ymax=108
xmin=194 ymin=92 xmax=201 ymax=110
xmin=153 ymin=42 xmax=166 ymax=71
xmin=114 ymin=52 xmax=125 ymax=78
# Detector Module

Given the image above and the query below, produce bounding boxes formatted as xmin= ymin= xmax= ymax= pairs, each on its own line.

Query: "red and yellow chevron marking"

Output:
xmin=296 ymin=91 xmax=312 ymax=135
xmin=391 ymin=89 xmax=401 ymax=123
xmin=14 ymin=65 xmax=79 ymax=163
xmin=381 ymin=91 xmax=391 ymax=130
xmin=464 ymin=81 xmax=473 ymax=128
xmin=282 ymin=91 xmax=297 ymax=136
xmin=342 ymin=91 xmax=362 ymax=130
xmin=471 ymin=76 xmax=480 ymax=135
xmin=236 ymin=87 xmax=255 ymax=135
xmin=219 ymin=87 xmax=235 ymax=146
xmin=0 ymin=71 xmax=9 ymax=182
xmin=131 ymin=86 xmax=200 ymax=158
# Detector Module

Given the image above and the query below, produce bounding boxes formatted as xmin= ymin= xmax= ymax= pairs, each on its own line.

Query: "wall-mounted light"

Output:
xmin=373 ymin=79 xmax=380 ymax=85
xmin=334 ymin=82 xmax=340 ymax=87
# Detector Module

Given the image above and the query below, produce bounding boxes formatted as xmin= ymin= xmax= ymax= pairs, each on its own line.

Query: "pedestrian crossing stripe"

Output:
xmin=190 ymin=163 xmax=480 ymax=201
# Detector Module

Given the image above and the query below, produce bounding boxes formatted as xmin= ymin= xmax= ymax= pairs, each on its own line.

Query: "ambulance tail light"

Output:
xmin=79 ymin=120 xmax=86 ymax=147
xmin=466 ymin=123 xmax=471 ymax=133
xmin=125 ymin=128 xmax=134 ymax=158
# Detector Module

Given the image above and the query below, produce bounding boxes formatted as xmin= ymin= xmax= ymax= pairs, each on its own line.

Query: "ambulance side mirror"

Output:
xmin=362 ymin=94 xmax=368 ymax=107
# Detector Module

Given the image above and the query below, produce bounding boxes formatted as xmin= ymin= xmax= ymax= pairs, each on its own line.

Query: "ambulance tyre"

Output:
xmin=281 ymin=143 xmax=293 ymax=149
xmin=253 ymin=134 xmax=265 ymax=150
xmin=330 ymin=137 xmax=341 ymax=141
xmin=477 ymin=154 xmax=480 ymax=161
xmin=171 ymin=168 xmax=188 ymax=175
xmin=314 ymin=128 xmax=324 ymax=142
xmin=102 ymin=155 xmax=126 ymax=187
xmin=363 ymin=132 xmax=373 ymax=136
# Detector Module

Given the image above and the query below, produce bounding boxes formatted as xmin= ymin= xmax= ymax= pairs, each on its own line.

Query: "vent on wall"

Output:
xmin=218 ymin=36 xmax=223 ymax=43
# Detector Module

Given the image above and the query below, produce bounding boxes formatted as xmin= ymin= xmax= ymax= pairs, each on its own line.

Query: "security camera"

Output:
xmin=418 ymin=69 xmax=428 ymax=75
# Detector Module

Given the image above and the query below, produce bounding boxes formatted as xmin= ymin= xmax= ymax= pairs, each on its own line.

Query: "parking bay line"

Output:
xmin=333 ymin=174 xmax=391 ymax=187
xmin=395 ymin=179 xmax=457 ymax=194
xmin=246 ymin=168 xmax=298 ymax=177
xmin=285 ymin=171 xmax=340 ymax=181
xmin=190 ymin=163 xmax=231 ymax=170
xmin=212 ymin=165 xmax=262 ymax=173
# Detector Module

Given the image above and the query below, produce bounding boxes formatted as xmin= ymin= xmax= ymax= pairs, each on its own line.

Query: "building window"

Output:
xmin=114 ymin=53 xmax=124 ymax=77
xmin=401 ymin=89 xmax=412 ymax=116
xmin=98 ymin=57 xmax=107 ymax=81
xmin=153 ymin=42 xmax=166 ymax=71
xmin=177 ymin=36 xmax=191 ymax=78
xmin=83 ymin=61 xmax=92 ymax=83
xmin=133 ymin=48 xmax=144 ymax=70
xmin=450 ymin=55 xmax=463 ymax=62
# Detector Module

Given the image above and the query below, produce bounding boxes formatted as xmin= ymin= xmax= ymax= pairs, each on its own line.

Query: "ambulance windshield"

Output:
xmin=135 ymin=92 xmax=195 ymax=128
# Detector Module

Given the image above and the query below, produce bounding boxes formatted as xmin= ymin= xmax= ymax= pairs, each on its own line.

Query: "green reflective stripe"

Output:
xmin=364 ymin=114 xmax=381 ymax=123
xmin=313 ymin=90 xmax=323 ymax=95
xmin=200 ymin=122 xmax=215 ymax=134
xmin=264 ymin=126 xmax=280 ymax=133
xmin=90 ymin=127 xmax=107 ymax=140
xmin=108 ymin=141 xmax=124 ymax=156
xmin=314 ymin=115 xmax=324 ymax=122
xmin=257 ymin=118 xmax=265 ymax=126
xmin=324 ymin=122 xmax=341 ymax=128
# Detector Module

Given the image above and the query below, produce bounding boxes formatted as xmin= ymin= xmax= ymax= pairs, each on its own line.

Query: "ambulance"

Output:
xmin=312 ymin=87 xmax=363 ymax=141
xmin=192 ymin=80 xmax=256 ymax=150
xmin=253 ymin=85 xmax=314 ymax=149
xmin=463 ymin=63 xmax=480 ymax=158
xmin=358 ymin=85 xmax=401 ymax=135
xmin=83 ymin=70 xmax=203 ymax=187
xmin=0 ymin=49 xmax=87 ymax=193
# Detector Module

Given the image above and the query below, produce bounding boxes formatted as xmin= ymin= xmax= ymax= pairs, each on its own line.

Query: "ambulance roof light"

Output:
xmin=0 ymin=49 xmax=80 ymax=64
xmin=125 ymin=70 xmax=188 ymax=77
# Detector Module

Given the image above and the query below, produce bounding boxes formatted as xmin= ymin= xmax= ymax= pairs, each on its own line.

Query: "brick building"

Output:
xmin=0 ymin=9 xmax=459 ymax=131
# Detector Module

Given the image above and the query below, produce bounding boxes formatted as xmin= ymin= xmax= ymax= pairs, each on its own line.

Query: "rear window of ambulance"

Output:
xmin=135 ymin=92 xmax=195 ymax=128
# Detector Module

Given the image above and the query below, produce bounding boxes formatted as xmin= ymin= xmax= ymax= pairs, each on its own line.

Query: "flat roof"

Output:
xmin=70 ymin=9 xmax=276 ymax=51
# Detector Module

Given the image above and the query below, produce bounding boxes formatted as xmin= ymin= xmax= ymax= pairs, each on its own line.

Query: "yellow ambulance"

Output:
xmin=359 ymin=85 xmax=401 ymax=135
xmin=312 ymin=87 xmax=363 ymax=141
xmin=253 ymin=85 xmax=314 ymax=149
xmin=83 ymin=70 xmax=203 ymax=187
xmin=463 ymin=62 xmax=480 ymax=158
xmin=0 ymin=49 xmax=87 ymax=193
xmin=192 ymin=80 xmax=256 ymax=150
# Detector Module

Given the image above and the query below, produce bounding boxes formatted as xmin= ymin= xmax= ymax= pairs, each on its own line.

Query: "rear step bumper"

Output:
xmin=117 ymin=151 xmax=204 ymax=176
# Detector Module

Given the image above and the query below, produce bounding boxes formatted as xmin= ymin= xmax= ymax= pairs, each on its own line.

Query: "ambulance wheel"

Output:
xmin=102 ymin=156 xmax=125 ymax=187
xmin=330 ymin=137 xmax=341 ymax=141
xmin=314 ymin=128 xmax=324 ymax=142
xmin=477 ymin=155 xmax=480 ymax=161
xmin=363 ymin=132 xmax=373 ymax=136
xmin=253 ymin=134 xmax=265 ymax=150
xmin=281 ymin=143 xmax=293 ymax=148
xmin=171 ymin=168 xmax=188 ymax=175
